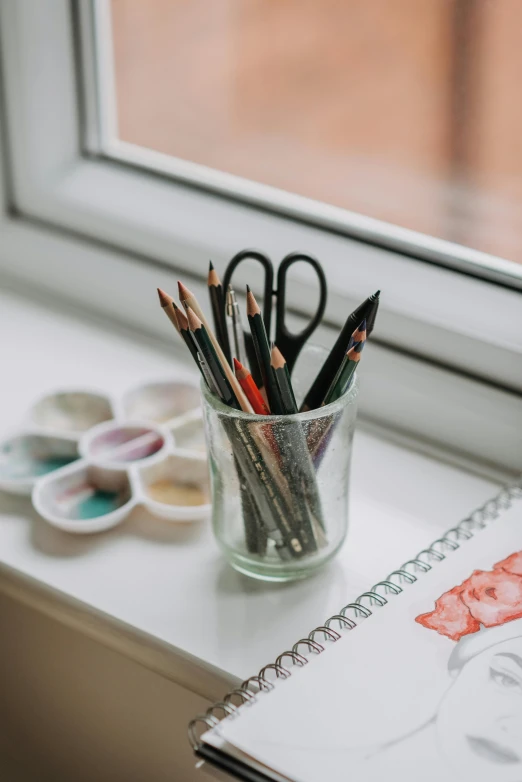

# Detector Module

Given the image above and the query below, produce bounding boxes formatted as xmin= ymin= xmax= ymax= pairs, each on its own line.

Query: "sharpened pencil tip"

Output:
xmin=208 ymin=260 xmax=214 ymax=271
xmin=374 ymin=290 xmax=380 ymax=297
xmin=207 ymin=264 xmax=220 ymax=287
xmin=178 ymin=281 xmax=192 ymax=301
xmin=359 ymin=318 xmax=367 ymax=331
xmin=233 ymin=357 xmax=241 ymax=371
xmin=157 ymin=287 xmax=172 ymax=307
xmin=185 ymin=306 xmax=201 ymax=331
xmin=270 ymin=344 xmax=285 ymax=369
xmin=246 ymin=286 xmax=261 ymax=317
xmin=175 ymin=305 xmax=188 ymax=330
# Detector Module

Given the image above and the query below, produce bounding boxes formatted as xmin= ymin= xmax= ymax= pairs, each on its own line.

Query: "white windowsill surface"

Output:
xmin=0 ymin=288 xmax=499 ymax=701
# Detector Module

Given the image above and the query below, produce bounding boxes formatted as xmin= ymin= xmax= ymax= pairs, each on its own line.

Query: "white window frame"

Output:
xmin=0 ymin=0 xmax=521 ymax=476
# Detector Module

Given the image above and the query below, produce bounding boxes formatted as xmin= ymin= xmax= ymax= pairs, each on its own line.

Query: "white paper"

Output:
xmin=206 ymin=502 xmax=522 ymax=782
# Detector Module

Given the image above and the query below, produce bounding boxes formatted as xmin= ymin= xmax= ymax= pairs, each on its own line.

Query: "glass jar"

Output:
xmin=201 ymin=349 xmax=359 ymax=581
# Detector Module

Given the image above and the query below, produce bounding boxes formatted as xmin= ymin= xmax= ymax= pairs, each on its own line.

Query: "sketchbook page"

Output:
xmin=206 ymin=502 xmax=522 ymax=782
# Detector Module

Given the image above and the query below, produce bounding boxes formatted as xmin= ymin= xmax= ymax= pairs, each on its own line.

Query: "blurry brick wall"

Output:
xmin=110 ymin=0 xmax=522 ymax=263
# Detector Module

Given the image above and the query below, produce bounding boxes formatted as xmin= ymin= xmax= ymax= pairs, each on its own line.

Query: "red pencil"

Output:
xmin=233 ymin=358 xmax=270 ymax=415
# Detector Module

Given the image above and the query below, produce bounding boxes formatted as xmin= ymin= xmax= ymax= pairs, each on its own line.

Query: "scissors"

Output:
xmin=222 ymin=249 xmax=327 ymax=376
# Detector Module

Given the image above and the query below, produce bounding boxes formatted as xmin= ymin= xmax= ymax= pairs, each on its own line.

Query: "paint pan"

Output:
xmin=121 ymin=380 xmax=200 ymax=424
xmin=0 ymin=435 xmax=79 ymax=495
xmin=84 ymin=423 xmax=166 ymax=464
xmin=29 ymin=391 xmax=113 ymax=433
xmin=33 ymin=463 xmax=133 ymax=532
xmin=170 ymin=410 xmax=206 ymax=453
xmin=138 ymin=453 xmax=210 ymax=522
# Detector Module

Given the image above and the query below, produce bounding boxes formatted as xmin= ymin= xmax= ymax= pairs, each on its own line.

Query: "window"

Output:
xmin=105 ymin=0 xmax=522 ymax=266
xmin=0 ymin=0 xmax=521 ymax=473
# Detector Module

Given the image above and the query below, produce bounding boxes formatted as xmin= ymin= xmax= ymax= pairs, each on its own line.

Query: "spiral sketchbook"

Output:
xmin=190 ymin=480 xmax=522 ymax=782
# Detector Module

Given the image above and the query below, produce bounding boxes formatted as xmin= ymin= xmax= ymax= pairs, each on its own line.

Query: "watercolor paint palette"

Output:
xmin=0 ymin=380 xmax=210 ymax=533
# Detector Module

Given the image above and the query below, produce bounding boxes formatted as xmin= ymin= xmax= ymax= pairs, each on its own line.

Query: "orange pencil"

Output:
xmin=233 ymin=358 xmax=270 ymax=415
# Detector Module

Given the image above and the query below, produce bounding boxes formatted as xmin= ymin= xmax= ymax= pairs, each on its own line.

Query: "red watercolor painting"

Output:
xmin=416 ymin=550 xmax=522 ymax=641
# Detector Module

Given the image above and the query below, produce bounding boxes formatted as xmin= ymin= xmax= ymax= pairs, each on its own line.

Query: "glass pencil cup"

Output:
xmin=201 ymin=351 xmax=359 ymax=582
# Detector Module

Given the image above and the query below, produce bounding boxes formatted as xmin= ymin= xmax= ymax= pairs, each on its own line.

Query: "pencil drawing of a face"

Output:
xmin=436 ymin=635 xmax=522 ymax=780
xmin=415 ymin=550 xmax=522 ymax=779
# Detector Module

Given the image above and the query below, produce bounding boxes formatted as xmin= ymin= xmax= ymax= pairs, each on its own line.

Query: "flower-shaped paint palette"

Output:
xmin=0 ymin=380 xmax=210 ymax=533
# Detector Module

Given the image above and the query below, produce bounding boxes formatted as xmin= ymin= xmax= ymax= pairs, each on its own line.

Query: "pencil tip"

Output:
xmin=176 ymin=305 xmax=188 ymax=330
xmin=185 ymin=306 xmax=201 ymax=331
xmin=157 ymin=287 xmax=171 ymax=307
xmin=245 ymin=285 xmax=261 ymax=316
xmin=374 ymin=290 xmax=380 ymax=298
xmin=178 ymin=281 xmax=192 ymax=301
xmin=270 ymin=344 xmax=285 ymax=368
xmin=208 ymin=260 xmax=214 ymax=271
xmin=233 ymin=357 xmax=241 ymax=371
xmin=360 ymin=318 xmax=367 ymax=331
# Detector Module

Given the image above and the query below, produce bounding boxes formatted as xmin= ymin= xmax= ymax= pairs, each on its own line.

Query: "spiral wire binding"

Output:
xmin=188 ymin=479 xmax=522 ymax=749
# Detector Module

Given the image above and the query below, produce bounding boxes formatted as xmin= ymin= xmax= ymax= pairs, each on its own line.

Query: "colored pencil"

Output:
xmin=208 ymin=261 xmax=232 ymax=365
xmin=246 ymin=286 xmax=285 ymax=415
xmin=186 ymin=307 xmax=240 ymax=410
xmin=346 ymin=318 xmax=367 ymax=351
xmin=170 ymin=300 xmax=196 ymax=358
xmin=300 ymin=290 xmax=379 ymax=412
xmin=267 ymin=343 xmax=324 ymax=545
xmin=234 ymin=453 xmax=268 ymax=556
xmin=178 ymin=281 xmax=253 ymax=413
xmin=233 ymin=358 xmax=270 ymax=415
xmin=157 ymin=287 xmax=216 ymax=391
xmin=229 ymin=418 xmax=306 ymax=558
xmin=157 ymin=287 xmax=181 ymax=333
xmin=323 ymin=330 xmax=366 ymax=406
xmin=270 ymin=345 xmax=298 ymax=415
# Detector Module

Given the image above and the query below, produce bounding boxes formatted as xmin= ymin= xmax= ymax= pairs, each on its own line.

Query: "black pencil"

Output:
xmin=300 ymin=290 xmax=380 ymax=412
xmin=186 ymin=306 xmax=240 ymax=410
xmin=208 ymin=261 xmax=232 ymax=365
xmin=227 ymin=418 xmax=305 ymax=558
xmin=246 ymin=286 xmax=285 ymax=415
xmin=157 ymin=288 xmax=218 ymax=392
xmin=270 ymin=345 xmax=298 ymax=415
xmin=170 ymin=298 xmax=197 ymax=359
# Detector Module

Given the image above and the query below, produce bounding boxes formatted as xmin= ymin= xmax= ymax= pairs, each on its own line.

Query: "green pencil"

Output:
xmin=157 ymin=288 xmax=216 ymax=392
xmin=300 ymin=291 xmax=379 ymax=412
xmin=270 ymin=345 xmax=298 ymax=415
xmin=208 ymin=261 xmax=232 ymax=365
xmin=323 ymin=339 xmax=365 ymax=406
xmin=230 ymin=418 xmax=307 ymax=558
xmin=186 ymin=306 xmax=240 ymax=410
xmin=246 ymin=286 xmax=285 ymax=415
xmin=270 ymin=346 xmax=324 ymax=546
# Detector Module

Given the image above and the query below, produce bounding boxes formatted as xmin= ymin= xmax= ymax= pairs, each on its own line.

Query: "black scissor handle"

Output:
xmin=275 ymin=252 xmax=328 ymax=374
xmin=222 ymin=248 xmax=274 ymax=335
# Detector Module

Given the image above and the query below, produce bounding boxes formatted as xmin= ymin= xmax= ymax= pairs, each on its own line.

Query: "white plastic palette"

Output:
xmin=0 ymin=380 xmax=210 ymax=533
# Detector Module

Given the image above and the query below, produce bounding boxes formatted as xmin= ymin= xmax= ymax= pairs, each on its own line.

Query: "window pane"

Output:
xmin=106 ymin=0 xmax=522 ymax=264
